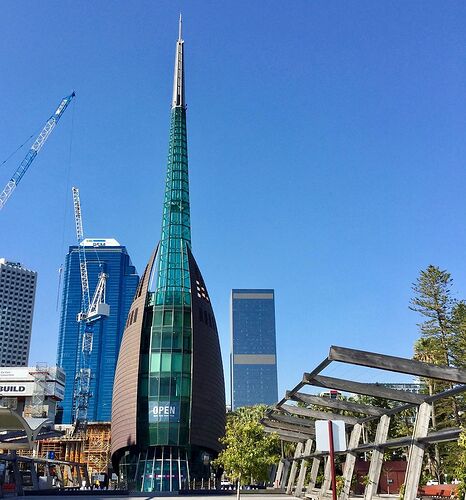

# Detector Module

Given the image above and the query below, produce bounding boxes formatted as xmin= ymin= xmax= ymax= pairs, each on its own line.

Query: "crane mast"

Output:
xmin=71 ymin=187 xmax=109 ymax=433
xmin=0 ymin=92 xmax=75 ymax=210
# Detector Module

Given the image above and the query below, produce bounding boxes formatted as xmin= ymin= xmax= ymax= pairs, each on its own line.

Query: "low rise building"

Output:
xmin=0 ymin=365 xmax=65 ymax=420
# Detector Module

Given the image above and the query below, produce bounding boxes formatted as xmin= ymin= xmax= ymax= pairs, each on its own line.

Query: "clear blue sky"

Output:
xmin=1 ymin=1 xmax=465 ymax=402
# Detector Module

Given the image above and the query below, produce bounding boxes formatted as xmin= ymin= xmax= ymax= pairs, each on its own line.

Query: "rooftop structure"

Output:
xmin=111 ymin=18 xmax=226 ymax=492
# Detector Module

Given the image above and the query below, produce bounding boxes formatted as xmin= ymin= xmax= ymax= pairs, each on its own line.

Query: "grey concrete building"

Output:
xmin=0 ymin=258 xmax=37 ymax=366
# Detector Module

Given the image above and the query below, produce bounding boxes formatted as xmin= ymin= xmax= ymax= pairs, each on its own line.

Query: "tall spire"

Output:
xmin=172 ymin=14 xmax=185 ymax=109
xmin=156 ymin=19 xmax=191 ymax=299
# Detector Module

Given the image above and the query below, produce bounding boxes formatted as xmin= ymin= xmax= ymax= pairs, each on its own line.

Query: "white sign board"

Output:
xmin=0 ymin=368 xmax=32 ymax=381
xmin=315 ymin=420 xmax=347 ymax=452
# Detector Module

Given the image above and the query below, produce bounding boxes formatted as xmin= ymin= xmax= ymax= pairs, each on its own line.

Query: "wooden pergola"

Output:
xmin=265 ymin=345 xmax=466 ymax=500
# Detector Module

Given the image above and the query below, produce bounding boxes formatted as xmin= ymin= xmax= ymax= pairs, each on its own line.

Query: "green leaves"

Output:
xmin=410 ymin=265 xmax=466 ymax=482
xmin=213 ymin=405 xmax=280 ymax=485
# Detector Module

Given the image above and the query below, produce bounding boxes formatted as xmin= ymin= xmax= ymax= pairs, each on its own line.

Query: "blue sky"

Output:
xmin=1 ymin=1 xmax=465 ymax=402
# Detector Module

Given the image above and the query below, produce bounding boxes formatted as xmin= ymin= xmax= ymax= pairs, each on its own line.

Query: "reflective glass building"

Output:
xmin=231 ymin=289 xmax=278 ymax=410
xmin=56 ymin=239 xmax=139 ymax=423
xmin=111 ymin=19 xmax=226 ymax=492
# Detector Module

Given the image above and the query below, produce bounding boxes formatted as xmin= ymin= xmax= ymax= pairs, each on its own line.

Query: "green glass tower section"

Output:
xmin=146 ymin=27 xmax=192 ymax=446
xmin=111 ymin=17 xmax=226 ymax=492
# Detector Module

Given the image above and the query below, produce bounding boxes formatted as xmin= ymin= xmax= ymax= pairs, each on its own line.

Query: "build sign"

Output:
xmin=149 ymin=401 xmax=180 ymax=423
xmin=0 ymin=384 xmax=32 ymax=396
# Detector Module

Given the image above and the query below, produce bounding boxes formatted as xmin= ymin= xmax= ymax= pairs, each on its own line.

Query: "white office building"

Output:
xmin=0 ymin=258 xmax=37 ymax=366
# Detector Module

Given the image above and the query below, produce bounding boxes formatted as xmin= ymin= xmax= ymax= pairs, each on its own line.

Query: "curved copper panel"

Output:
xmin=188 ymin=248 xmax=226 ymax=453
xmin=111 ymin=247 xmax=157 ymax=459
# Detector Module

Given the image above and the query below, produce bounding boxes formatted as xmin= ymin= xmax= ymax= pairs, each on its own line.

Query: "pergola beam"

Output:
xmin=329 ymin=345 xmax=466 ymax=384
xmin=262 ymin=419 xmax=315 ymax=437
xmin=304 ymin=374 xmax=426 ymax=404
xmin=286 ymin=391 xmax=387 ymax=416
xmin=279 ymin=403 xmax=359 ymax=426
xmin=266 ymin=410 xmax=315 ymax=428
xmin=295 ymin=427 xmax=463 ymax=460
xmin=263 ymin=427 xmax=307 ymax=442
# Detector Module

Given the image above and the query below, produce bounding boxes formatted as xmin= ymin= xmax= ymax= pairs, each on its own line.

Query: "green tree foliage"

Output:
xmin=451 ymin=301 xmax=466 ymax=369
xmin=410 ymin=265 xmax=453 ymax=367
xmin=454 ymin=429 xmax=466 ymax=499
xmin=410 ymin=266 xmax=462 ymax=424
xmin=213 ymin=405 xmax=280 ymax=486
xmin=410 ymin=265 xmax=466 ymax=482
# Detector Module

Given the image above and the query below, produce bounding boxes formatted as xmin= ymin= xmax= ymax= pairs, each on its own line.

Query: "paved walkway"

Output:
xmin=20 ymin=495 xmax=290 ymax=500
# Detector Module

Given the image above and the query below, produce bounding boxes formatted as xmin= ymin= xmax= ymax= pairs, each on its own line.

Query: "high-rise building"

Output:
xmin=56 ymin=238 xmax=139 ymax=423
xmin=0 ymin=259 xmax=37 ymax=367
xmin=111 ymin=19 xmax=226 ymax=492
xmin=231 ymin=289 xmax=278 ymax=410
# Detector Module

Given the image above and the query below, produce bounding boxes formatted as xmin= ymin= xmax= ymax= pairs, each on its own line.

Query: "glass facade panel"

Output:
xmin=231 ymin=289 xmax=278 ymax=409
xmin=56 ymin=244 xmax=139 ymax=423
xmin=141 ymin=105 xmax=193 ymax=451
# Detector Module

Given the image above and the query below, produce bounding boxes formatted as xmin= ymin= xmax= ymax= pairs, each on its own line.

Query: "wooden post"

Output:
xmin=318 ymin=457 xmax=332 ymax=500
xmin=364 ymin=415 xmax=391 ymax=500
xmin=274 ymin=459 xmax=284 ymax=488
xmin=339 ymin=423 xmax=362 ymax=500
xmin=306 ymin=458 xmax=321 ymax=494
xmin=295 ymin=439 xmax=313 ymax=497
xmin=280 ymin=460 xmax=291 ymax=489
xmin=403 ymin=402 xmax=431 ymax=500
xmin=286 ymin=442 xmax=304 ymax=495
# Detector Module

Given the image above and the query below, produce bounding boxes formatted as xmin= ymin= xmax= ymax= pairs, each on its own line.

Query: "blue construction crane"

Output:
xmin=71 ymin=187 xmax=109 ymax=434
xmin=0 ymin=92 xmax=75 ymax=210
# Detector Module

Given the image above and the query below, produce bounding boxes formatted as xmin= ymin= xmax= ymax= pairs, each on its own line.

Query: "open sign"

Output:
xmin=149 ymin=401 xmax=180 ymax=422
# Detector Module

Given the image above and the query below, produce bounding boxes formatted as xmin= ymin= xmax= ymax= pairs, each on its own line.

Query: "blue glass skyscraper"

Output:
xmin=56 ymin=238 xmax=139 ymax=423
xmin=231 ymin=289 xmax=278 ymax=410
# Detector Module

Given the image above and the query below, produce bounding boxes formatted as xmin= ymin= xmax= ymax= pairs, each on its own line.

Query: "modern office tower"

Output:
xmin=231 ymin=289 xmax=278 ymax=410
xmin=112 ymin=19 xmax=226 ymax=492
xmin=56 ymin=239 xmax=139 ymax=424
xmin=0 ymin=259 xmax=37 ymax=367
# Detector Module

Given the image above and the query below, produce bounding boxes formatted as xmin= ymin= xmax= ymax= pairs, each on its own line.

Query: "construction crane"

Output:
xmin=0 ymin=92 xmax=75 ymax=210
xmin=71 ymin=186 xmax=109 ymax=434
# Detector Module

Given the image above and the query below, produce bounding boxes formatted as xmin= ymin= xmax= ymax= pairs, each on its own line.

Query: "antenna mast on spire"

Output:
xmin=179 ymin=13 xmax=182 ymax=41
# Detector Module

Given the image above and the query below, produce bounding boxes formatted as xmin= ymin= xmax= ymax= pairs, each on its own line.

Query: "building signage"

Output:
xmin=0 ymin=367 xmax=65 ymax=398
xmin=0 ymin=380 xmax=65 ymax=398
xmin=0 ymin=385 xmax=27 ymax=396
xmin=0 ymin=368 xmax=32 ymax=381
xmin=149 ymin=401 xmax=180 ymax=423
xmin=80 ymin=238 xmax=121 ymax=247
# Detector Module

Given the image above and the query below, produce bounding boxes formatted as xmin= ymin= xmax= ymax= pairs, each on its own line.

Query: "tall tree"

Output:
xmin=410 ymin=265 xmax=463 ymax=481
xmin=410 ymin=265 xmax=453 ymax=367
xmin=451 ymin=301 xmax=466 ymax=369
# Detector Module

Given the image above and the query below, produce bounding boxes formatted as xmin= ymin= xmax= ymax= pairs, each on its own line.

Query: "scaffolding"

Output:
xmin=23 ymin=422 xmax=111 ymax=477
xmin=83 ymin=423 xmax=111 ymax=475
xmin=29 ymin=363 xmax=49 ymax=418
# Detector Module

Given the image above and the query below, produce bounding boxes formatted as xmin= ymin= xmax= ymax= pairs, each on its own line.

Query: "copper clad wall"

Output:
xmin=188 ymin=248 xmax=226 ymax=452
xmin=111 ymin=248 xmax=157 ymax=459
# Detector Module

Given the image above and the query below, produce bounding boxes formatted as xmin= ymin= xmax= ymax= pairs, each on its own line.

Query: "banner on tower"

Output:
xmin=149 ymin=400 xmax=180 ymax=423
